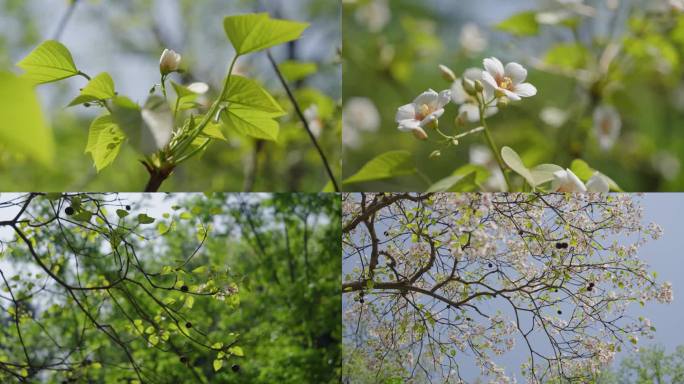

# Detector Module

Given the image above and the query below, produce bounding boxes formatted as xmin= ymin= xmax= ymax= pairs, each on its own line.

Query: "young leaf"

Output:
xmin=501 ymin=146 xmax=536 ymax=188
xmin=223 ymin=13 xmax=309 ymax=55
xmin=68 ymin=72 xmax=116 ymax=107
xmin=496 ymin=12 xmax=540 ymax=36
xmin=201 ymin=122 xmax=227 ymax=141
xmin=0 ymin=72 xmax=54 ymax=166
xmin=224 ymin=75 xmax=285 ymax=114
xmin=278 ymin=60 xmax=318 ymax=82
xmin=137 ymin=214 xmax=155 ymax=224
xmin=17 ymin=40 xmax=79 ymax=84
xmin=426 ymin=172 xmax=478 ymax=193
xmin=343 ymin=151 xmax=416 ymax=184
xmin=85 ymin=115 xmax=125 ymax=172
xmin=221 ymin=107 xmax=282 ymax=141
xmin=213 ymin=359 xmax=223 ymax=372
xmin=228 ymin=346 xmax=244 ymax=357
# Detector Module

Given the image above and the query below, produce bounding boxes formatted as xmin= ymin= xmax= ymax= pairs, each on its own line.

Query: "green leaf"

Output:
xmin=570 ymin=159 xmax=622 ymax=191
xmin=116 ymin=209 xmax=129 ymax=218
xmin=149 ymin=334 xmax=159 ymax=346
xmin=496 ymin=12 xmax=539 ymax=36
xmin=221 ymin=106 xmax=281 ymax=141
xmin=426 ymin=172 xmax=477 ymax=193
xmin=225 ymin=75 xmax=285 ymax=114
xmin=530 ymin=164 xmax=564 ymax=187
xmin=185 ymin=295 xmax=195 ymax=309
xmin=16 ymin=40 xmax=79 ymax=84
xmin=137 ymin=214 xmax=155 ymax=224
xmin=201 ymin=122 xmax=227 ymax=141
xmin=501 ymin=146 xmax=536 ymax=187
xmin=68 ymin=72 xmax=116 ymax=106
xmin=343 ymin=151 xmax=416 ymax=184
xmin=211 ymin=342 xmax=224 ymax=350
xmin=569 ymin=159 xmax=594 ymax=181
xmin=213 ymin=359 xmax=223 ymax=372
xmin=278 ymin=60 xmax=318 ymax=82
xmin=321 ymin=180 xmax=335 ymax=192
xmin=223 ymin=13 xmax=309 ymax=55
xmin=545 ymin=43 xmax=589 ymax=71
xmin=0 ymin=72 xmax=54 ymax=166
xmin=228 ymin=346 xmax=244 ymax=357
xmin=85 ymin=115 xmax=125 ymax=172
xmin=157 ymin=222 xmax=170 ymax=235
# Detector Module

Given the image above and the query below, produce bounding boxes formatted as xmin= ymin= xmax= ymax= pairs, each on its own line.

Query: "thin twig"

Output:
xmin=265 ymin=50 xmax=340 ymax=192
xmin=52 ymin=0 xmax=80 ymax=41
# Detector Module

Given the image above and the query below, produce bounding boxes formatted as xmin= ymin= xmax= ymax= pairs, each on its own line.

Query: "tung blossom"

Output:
xmin=552 ymin=169 xmax=609 ymax=192
xmin=451 ymin=67 xmax=498 ymax=122
xmin=396 ymin=89 xmax=451 ymax=140
xmin=159 ymin=49 xmax=182 ymax=75
xmin=343 ymin=97 xmax=380 ymax=149
xmin=593 ymin=105 xmax=621 ymax=150
xmin=482 ymin=57 xmax=537 ymax=101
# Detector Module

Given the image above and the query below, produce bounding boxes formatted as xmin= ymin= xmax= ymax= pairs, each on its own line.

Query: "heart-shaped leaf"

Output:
xmin=17 ymin=40 xmax=79 ymax=84
xmin=224 ymin=13 xmax=309 ymax=55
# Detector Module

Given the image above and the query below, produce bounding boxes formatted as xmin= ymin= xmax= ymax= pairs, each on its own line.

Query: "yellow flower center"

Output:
xmin=416 ymin=104 xmax=432 ymax=120
xmin=499 ymin=76 xmax=514 ymax=91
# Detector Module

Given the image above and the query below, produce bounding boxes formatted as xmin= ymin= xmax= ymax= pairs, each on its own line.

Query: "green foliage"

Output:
xmin=85 ymin=114 xmax=125 ymax=172
xmin=223 ymin=13 xmax=309 ymax=55
xmin=16 ymin=40 xmax=79 ymax=84
xmin=279 ymin=60 xmax=319 ymax=82
xmin=496 ymin=11 xmax=540 ymax=36
xmin=0 ymin=71 xmax=54 ymax=166
xmin=68 ymin=72 xmax=116 ymax=107
xmin=343 ymin=150 xmax=416 ymax=184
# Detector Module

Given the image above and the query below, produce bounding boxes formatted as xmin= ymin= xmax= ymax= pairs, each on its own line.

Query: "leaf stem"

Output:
xmin=265 ymin=50 xmax=340 ymax=192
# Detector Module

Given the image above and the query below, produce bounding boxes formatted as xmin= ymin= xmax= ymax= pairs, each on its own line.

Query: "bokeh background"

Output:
xmin=342 ymin=0 xmax=684 ymax=192
xmin=0 ymin=0 xmax=341 ymax=191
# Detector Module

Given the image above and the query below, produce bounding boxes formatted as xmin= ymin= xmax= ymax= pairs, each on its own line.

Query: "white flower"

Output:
xmin=459 ymin=23 xmax=487 ymax=54
xmin=482 ymin=57 xmax=537 ymax=101
xmin=671 ymin=0 xmax=684 ymax=11
xmin=540 ymin=107 xmax=569 ymax=128
xmin=304 ymin=104 xmax=323 ymax=137
xmin=187 ymin=82 xmax=209 ymax=94
xmin=552 ymin=169 xmax=610 ymax=192
xmin=342 ymin=97 xmax=380 ymax=149
xmin=552 ymin=169 xmax=587 ymax=192
xmin=159 ymin=49 xmax=182 ymax=75
xmin=657 ymin=281 xmax=673 ymax=303
xmin=396 ymin=89 xmax=451 ymax=140
xmin=593 ymin=105 xmax=621 ymax=150
xmin=451 ymin=68 xmax=497 ymax=122
xmin=355 ymin=0 xmax=391 ymax=32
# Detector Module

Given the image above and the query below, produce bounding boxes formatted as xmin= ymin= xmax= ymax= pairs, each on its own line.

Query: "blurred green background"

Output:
xmin=342 ymin=0 xmax=684 ymax=192
xmin=0 ymin=0 xmax=341 ymax=192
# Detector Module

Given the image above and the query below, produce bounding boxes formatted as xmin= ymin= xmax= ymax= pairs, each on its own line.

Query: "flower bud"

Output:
xmin=438 ymin=64 xmax=457 ymax=82
xmin=474 ymin=80 xmax=484 ymax=93
xmin=412 ymin=127 xmax=428 ymax=140
xmin=159 ymin=49 xmax=182 ymax=75
xmin=429 ymin=150 xmax=441 ymax=159
xmin=451 ymin=138 xmax=459 ymax=146
xmin=462 ymin=77 xmax=477 ymax=96
xmin=496 ymin=97 xmax=509 ymax=109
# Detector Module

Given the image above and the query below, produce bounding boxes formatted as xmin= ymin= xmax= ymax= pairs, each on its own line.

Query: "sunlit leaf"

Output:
xmin=16 ymin=40 xmax=79 ymax=84
xmin=223 ymin=13 xmax=309 ymax=55
xmin=343 ymin=151 xmax=416 ymax=184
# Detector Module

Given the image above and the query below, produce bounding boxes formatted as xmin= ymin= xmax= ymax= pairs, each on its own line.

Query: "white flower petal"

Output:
xmin=505 ymin=62 xmax=528 ymax=84
xmin=503 ymin=89 xmax=522 ymax=101
xmin=437 ymin=90 xmax=452 ymax=108
xmin=421 ymin=109 xmax=445 ymax=126
xmin=484 ymin=57 xmax=504 ymax=78
xmin=413 ymin=89 xmax=439 ymax=106
xmin=450 ymin=81 xmax=468 ymax=105
xmin=396 ymin=103 xmax=416 ymax=122
xmin=459 ymin=104 xmax=481 ymax=122
xmin=397 ymin=119 xmax=421 ymax=132
xmin=463 ymin=67 xmax=483 ymax=81
xmin=586 ymin=172 xmax=610 ymax=193
xmin=481 ymin=71 xmax=498 ymax=90
xmin=514 ymin=83 xmax=537 ymax=98
xmin=187 ymin=82 xmax=209 ymax=94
